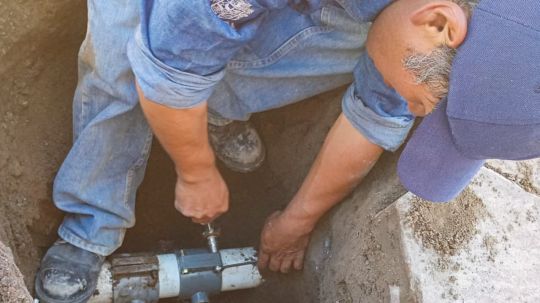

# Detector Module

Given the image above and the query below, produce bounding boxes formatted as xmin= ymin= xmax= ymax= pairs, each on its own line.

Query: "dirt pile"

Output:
xmin=406 ymin=189 xmax=487 ymax=256
xmin=0 ymin=242 xmax=32 ymax=302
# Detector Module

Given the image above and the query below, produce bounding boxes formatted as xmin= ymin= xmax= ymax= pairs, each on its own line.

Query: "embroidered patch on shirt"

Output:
xmin=211 ymin=0 xmax=254 ymax=21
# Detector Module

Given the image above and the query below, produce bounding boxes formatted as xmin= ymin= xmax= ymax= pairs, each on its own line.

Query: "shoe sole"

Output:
xmin=217 ymin=145 xmax=266 ymax=173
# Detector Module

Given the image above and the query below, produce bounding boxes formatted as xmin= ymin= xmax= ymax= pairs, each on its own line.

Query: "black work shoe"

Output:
xmin=208 ymin=120 xmax=266 ymax=173
xmin=35 ymin=240 xmax=105 ymax=303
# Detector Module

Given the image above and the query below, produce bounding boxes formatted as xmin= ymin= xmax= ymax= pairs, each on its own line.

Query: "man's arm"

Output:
xmin=258 ymin=113 xmax=383 ymax=272
xmin=137 ymin=84 xmax=228 ymax=224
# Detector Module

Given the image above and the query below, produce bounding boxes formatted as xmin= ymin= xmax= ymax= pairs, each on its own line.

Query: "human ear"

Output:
xmin=409 ymin=1 xmax=468 ymax=48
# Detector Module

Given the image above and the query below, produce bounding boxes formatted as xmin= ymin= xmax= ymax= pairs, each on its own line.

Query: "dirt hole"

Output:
xmin=0 ymin=2 xmax=338 ymax=302
xmin=0 ymin=2 xmax=410 ymax=302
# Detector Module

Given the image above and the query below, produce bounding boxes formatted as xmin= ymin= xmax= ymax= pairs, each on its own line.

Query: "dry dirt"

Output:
xmin=406 ymin=188 xmax=487 ymax=257
xmin=0 ymin=0 xmax=87 ymax=296
xmin=308 ymin=148 xmax=414 ymax=303
xmin=0 ymin=242 xmax=32 ymax=303
xmin=485 ymin=160 xmax=540 ymax=196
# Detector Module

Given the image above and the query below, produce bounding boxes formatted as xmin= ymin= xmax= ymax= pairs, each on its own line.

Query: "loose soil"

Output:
xmin=406 ymin=189 xmax=487 ymax=257
xmin=0 ymin=242 xmax=32 ymax=303
xmin=0 ymin=0 xmax=87 ymax=295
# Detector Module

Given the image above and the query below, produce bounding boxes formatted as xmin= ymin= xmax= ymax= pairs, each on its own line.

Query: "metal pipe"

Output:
xmin=191 ymin=292 xmax=209 ymax=303
xmin=89 ymin=247 xmax=262 ymax=303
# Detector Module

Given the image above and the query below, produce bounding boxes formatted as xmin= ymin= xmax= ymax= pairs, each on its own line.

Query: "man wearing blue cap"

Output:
xmin=35 ymin=0 xmax=539 ymax=301
xmin=398 ymin=0 xmax=540 ymax=201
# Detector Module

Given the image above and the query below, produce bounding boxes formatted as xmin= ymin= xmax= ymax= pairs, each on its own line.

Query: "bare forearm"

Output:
xmin=136 ymin=84 xmax=216 ymax=181
xmin=284 ymin=113 xmax=383 ymax=231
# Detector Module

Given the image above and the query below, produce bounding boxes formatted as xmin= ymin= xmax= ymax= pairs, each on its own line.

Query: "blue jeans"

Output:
xmin=55 ymin=0 xmax=410 ymax=256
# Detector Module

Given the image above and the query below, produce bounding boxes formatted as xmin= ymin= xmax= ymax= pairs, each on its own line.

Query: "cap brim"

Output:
xmin=397 ymin=100 xmax=485 ymax=202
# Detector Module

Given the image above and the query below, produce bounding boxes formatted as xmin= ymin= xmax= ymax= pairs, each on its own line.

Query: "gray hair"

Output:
xmin=450 ymin=0 xmax=479 ymax=16
xmin=402 ymin=0 xmax=478 ymax=100
xmin=402 ymin=45 xmax=456 ymax=100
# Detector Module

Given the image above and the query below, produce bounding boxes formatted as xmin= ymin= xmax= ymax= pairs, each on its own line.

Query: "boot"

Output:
xmin=208 ymin=112 xmax=265 ymax=173
xmin=35 ymin=240 xmax=105 ymax=303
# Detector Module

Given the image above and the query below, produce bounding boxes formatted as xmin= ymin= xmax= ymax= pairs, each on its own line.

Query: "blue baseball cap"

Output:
xmin=397 ymin=0 xmax=540 ymax=202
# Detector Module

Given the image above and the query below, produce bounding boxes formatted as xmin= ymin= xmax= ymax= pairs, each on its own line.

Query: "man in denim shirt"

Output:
xmin=35 ymin=0 xmax=477 ymax=301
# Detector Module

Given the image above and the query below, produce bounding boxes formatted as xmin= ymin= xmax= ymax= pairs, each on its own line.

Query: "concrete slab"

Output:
xmin=395 ymin=167 xmax=540 ymax=302
xmin=485 ymin=159 xmax=540 ymax=196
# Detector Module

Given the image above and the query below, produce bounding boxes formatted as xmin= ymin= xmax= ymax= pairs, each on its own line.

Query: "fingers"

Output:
xmin=268 ymin=254 xmax=282 ymax=272
xmin=257 ymin=210 xmax=308 ymax=273
xmin=175 ymin=201 xmax=227 ymax=224
xmin=189 ymin=210 xmax=223 ymax=224
xmin=174 ymin=173 xmax=229 ymax=224
xmin=191 ymin=216 xmax=212 ymax=224
xmin=258 ymin=251 xmax=270 ymax=270
xmin=279 ymin=256 xmax=294 ymax=273
xmin=293 ymin=250 xmax=305 ymax=270
xmin=261 ymin=253 xmax=303 ymax=273
xmin=190 ymin=212 xmax=222 ymax=224
xmin=179 ymin=210 xmax=215 ymax=224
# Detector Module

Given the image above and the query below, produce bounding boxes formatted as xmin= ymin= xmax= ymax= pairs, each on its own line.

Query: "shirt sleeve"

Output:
xmin=342 ymin=51 xmax=415 ymax=151
xmin=127 ymin=0 xmax=288 ymax=108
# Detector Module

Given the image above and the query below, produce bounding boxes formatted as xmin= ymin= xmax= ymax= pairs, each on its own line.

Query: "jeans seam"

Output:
xmin=227 ymin=25 xmax=332 ymax=69
xmin=75 ymin=25 xmax=94 ymax=138
xmin=123 ymin=126 xmax=153 ymax=207
xmin=334 ymin=0 xmax=353 ymax=20
xmin=59 ymin=226 xmax=110 ymax=256
xmin=78 ymin=90 xmax=89 ymax=138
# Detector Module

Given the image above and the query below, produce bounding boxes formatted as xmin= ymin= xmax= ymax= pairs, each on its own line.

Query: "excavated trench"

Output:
xmin=0 ymin=1 xmax=411 ymax=302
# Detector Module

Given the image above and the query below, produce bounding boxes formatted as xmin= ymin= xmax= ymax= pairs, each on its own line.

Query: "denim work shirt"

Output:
xmin=127 ymin=0 xmax=414 ymax=151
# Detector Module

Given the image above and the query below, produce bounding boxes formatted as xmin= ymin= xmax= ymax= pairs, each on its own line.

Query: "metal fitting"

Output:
xmin=203 ymin=224 xmax=220 ymax=253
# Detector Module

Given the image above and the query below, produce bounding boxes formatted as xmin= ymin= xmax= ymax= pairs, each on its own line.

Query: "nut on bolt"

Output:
xmin=202 ymin=223 xmax=221 ymax=238
xmin=203 ymin=223 xmax=220 ymax=253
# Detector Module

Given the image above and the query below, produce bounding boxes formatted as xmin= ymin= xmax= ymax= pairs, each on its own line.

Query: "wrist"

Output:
xmin=281 ymin=201 xmax=320 ymax=235
xmin=176 ymin=150 xmax=219 ymax=184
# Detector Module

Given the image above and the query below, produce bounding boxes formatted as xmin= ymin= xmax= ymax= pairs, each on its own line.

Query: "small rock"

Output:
xmin=18 ymin=100 xmax=29 ymax=108
xmin=10 ymin=159 xmax=23 ymax=178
